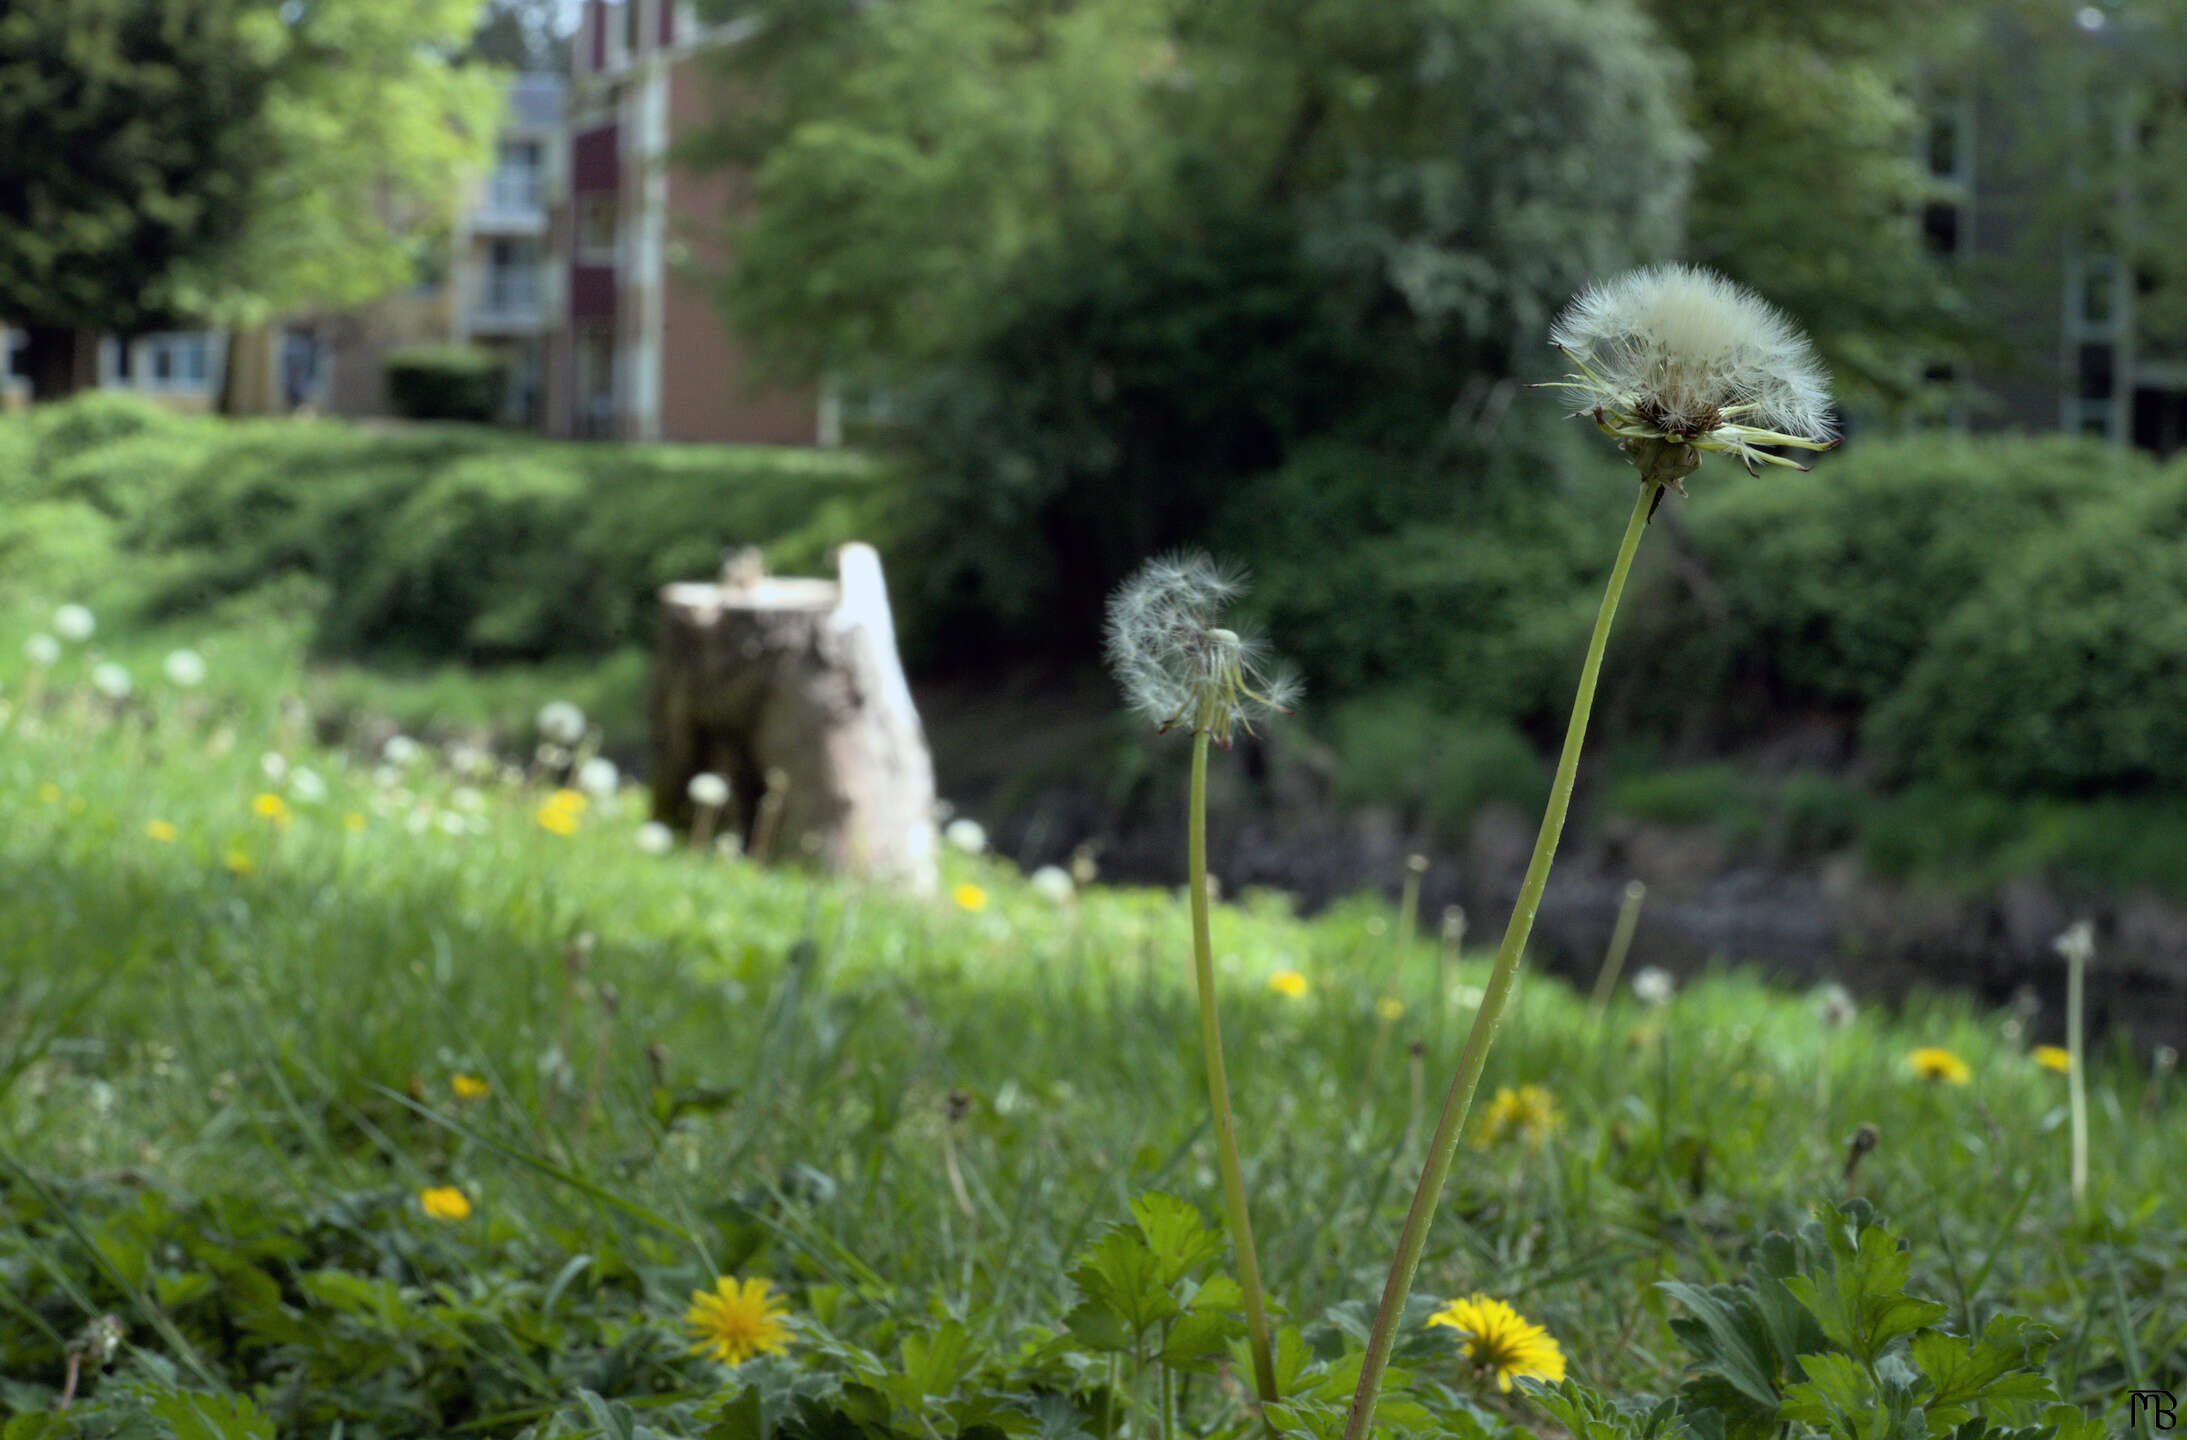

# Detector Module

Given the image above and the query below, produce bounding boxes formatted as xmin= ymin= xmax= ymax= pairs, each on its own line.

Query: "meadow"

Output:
xmin=2 ymin=590 xmax=2181 ymax=1439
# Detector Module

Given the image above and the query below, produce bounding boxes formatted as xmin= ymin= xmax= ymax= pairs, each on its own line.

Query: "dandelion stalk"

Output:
xmin=1104 ymin=553 xmax=1298 ymax=1412
xmin=1343 ymin=478 xmax=1658 ymax=1440
xmin=1188 ymin=718 xmax=1280 ymax=1408
xmin=1344 ymin=265 xmax=1836 ymax=1440
xmin=2055 ymin=922 xmax=2093 ymax=1210
xmin=1588 ymin=879 xmax=1648 ymax=1016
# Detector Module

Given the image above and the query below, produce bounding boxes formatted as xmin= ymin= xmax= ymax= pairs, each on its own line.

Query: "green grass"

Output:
xmin=2 ymin=610 xmax=2182 ymax=1436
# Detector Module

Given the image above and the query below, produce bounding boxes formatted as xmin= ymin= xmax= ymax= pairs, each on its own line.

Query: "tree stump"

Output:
xmin=647 ymin=542 xmax=939 ymax=894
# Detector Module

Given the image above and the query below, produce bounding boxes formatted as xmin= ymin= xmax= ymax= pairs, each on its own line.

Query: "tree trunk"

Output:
xmin=22 ymin=326 xmax=97 ymax=402
xmin=648 ymin=542 xmax=939 ymax=894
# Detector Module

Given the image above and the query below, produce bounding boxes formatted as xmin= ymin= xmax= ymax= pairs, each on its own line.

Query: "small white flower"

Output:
xmin=1543 ymin=264 xmax=1836 ymax=484
xmin=635 ymin=820 xmax=675 ymax=855
xmin=162 ymin=649 xmax=207 ymax=688
xmin=52 ymin=604 xmax=96 ymax=642
xmin=435 ymin=811 xmax=468 ymax=836
xmin=1029 ymin=864 xmax=1075 ymax=904
xmin=24 ymin=633 xmax=61 ymax=666
xmin=944 ymin=817 xmax=988 ymax=855
xmin=1105 ymin=552 xmax=1300 ymax=746
xmin=577 ymin=756 xmax=620 ymax=799
xmin=288 ymin=767 xmax=327 ymax=805
xmin=1632 ymin=966 xmax=1677 ymax=1006
xmin=372 ymin=763 xmax=403 ymax=790
xmin=261 ymin=751 xmax=289 ymax=783
xmin=1815 ymin=982 xmax=1857 ymax=1030
xmin=382 ymin=735 xmax=422 ymax=767
xmin=687 ymin=772 xmax=730 ymax=808
xmin=450 ymin=785 xmax=487 ymax=813
xmin=90 ymin=662 xmax=132 ymax=699
xmin=537 ymin=700 xmax=587 ymax=746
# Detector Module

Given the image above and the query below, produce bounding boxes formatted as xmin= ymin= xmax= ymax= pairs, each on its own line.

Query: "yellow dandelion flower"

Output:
xmin=145 ymin=820 xmax=178 ymax=843
xmin=1428 ymin=1294 xmax=1567 ymax=1393
xmin=1269 ymin=970 xmax=1309 ymax=999
xmin=344 ymin=811 xmax=368 ymax=833
xmin=38 ymin=782 xmax=61 ymax=805
xmin=952 ymin=882 xmax=989 ymax=912
xmin=66 ymin=796 xmax=86 ymax=815
xmin=536 ymin=803 xmax=579 ymax=836
xmin=685 ymin=1276 xmax=794 ymax=1366
xmin=1909 ymin=1047 xmax=1972 ymax=1085
xmin=2031 ymin=1045 xmax=2072 ymax=1075
xmin=419 ymin=1186 xmax=472 ymax=1221
xmin=252 ymin=792 xmax=290 ymax=823
xmin=1474 ymin=1084 xmax=1565 ymax=1148
xmin=1376 ymin=995 xmax=1406 ymax=1023
xmin=547 ymin=788 xmax=588 ymax=815
xmin=224 ymin=849 xmax=256 ymax=877
xmin=451 ymin=1073 xmax=492 ymax=1100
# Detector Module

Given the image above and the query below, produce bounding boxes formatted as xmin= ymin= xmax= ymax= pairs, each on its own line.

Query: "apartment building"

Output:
xmin=542 ymin=0 xmax=822 ymax=445
xmin=449 ymin=73 xmax=566 ymax=427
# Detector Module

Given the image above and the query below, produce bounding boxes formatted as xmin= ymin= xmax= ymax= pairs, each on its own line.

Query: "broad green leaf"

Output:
xmin=147 ymin=1392 xmax=276 ymax=1440
xmin=1069 ymin=1226 xmax=1178 ymax=1334
xmin=1129 ymin=1191 xmax=1224 ymax=1286
xmin=1911 ymin=1316 xmax=2059 ymax=1426
xmin=1660 ymin=1280 xmax=1783 ymax=1411
xmin=1780 ymin=1350 xmax=1874 ymax=1438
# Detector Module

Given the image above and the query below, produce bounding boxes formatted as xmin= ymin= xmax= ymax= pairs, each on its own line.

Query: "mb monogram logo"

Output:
xmin=2131 ymin=1390 xmax=2179 ymax=1430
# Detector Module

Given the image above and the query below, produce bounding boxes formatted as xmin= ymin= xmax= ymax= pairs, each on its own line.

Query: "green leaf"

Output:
xmin=1128 ymin=1191 xmax=1224 ymax=1287
xmin=1660 ymin=1280 xmax=1783 ymax=1411
xmin=1782 ymin=1222 xmax=1950 ymax=1365
xmin=1069 ymin=1225 xmax=1178 ymax=1334
xmin=147 ymin=1392 xmax=276 ymax=1440
xmin=899 ymin=1318 xmax=979 ymax=1399
xmin=1780 ymin=1350 xmax=1875 ymax=1438
xmin=1271 ymin=1326 xmax=1318 ymax=1395
xmin=1910 ymin=1316 xmax=2059 ymax=1426
xmin=1158 ymin=1307 xmax=1245 ymax=1371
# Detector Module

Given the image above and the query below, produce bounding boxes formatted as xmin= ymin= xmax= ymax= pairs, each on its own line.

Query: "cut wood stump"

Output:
xmin=647 ymin=542 xmax=939 ymax=893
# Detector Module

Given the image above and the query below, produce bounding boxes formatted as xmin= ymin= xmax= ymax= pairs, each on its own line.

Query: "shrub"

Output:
xmin=1323 ymin=691 xmax=1552 ymax=839
xmin=25 ymin=388 xmax=181 ymax=469
xmin=383 ymin=344 xmax=510 ymax=423
xmin=1868 ymin=478 xmax=2187 ymax=794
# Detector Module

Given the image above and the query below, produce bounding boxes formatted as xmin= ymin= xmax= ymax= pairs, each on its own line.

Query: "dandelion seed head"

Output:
xmin=24 ymin=633 xmax=61 ymax=666
xmin=52 ymin=604 xmax=95 ymax=642
xmin=91 ymin=662 xmax=132 ymax=700
xmin=687 ymin=772 xmax=730 ymax=808
xmin=577 ymin=756 xmax=620 ymax=799
xmin=163 ymin=649 xmax=206 ymax=688
xmin=1815 ymin=982 xmax=1857 ymax=1030
xmin=944 ymin=817 xmax=988 ymax=855
xmin=537 ymin=700 xmax=587 ymax=746
xmin=635 ymin=820 xmax=675 ymax=854
xmin=1105 ymin=552 xmax=1299 ymax=745
xmin=1631 ymin=966 xmax=1676 ymax=1006
xmin=1029 ymin=864 xmax=1075 ymax=904
xmin=382 ymin=735 xmax=422 ymax=767
xmin=1545 ymin=265 xmax=1836 ymax=481
xmin=288 ymin=768 xmax=327 ymax=805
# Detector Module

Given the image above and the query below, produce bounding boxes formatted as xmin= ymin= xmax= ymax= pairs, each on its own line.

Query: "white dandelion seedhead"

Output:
xmin=163 ymin=649 xmax=207 ymax=688
xmin=537 ymin=700 xmax=587 ymax=746
xmin=24 ymin=633 xmax=61 ymax=666
xmin=91 ymin=662 xmax=133 ymax=700
xmin=944 ymin=817 xmax=988 ymax=855
xmin=1104 ymin=552 xmax=1300 ymax=746
xmin=577 ymin=756 xmax=621 ymax=799
xmin=1543 ymin=264 xmax=1837 ymax=484
xmin=52 ymin=604 xmax=96 ymax=643
xmin=1631 ymin=966 xmax=1677 ymax=1006
xmin=635 ymin=820 xmax=675 ymax=855
xmin=687 ymin=771 xmax=730 ymax=809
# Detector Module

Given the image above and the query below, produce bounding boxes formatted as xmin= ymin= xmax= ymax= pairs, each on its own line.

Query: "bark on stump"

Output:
xmin=648 ymin=542 xmax=938 ymax=894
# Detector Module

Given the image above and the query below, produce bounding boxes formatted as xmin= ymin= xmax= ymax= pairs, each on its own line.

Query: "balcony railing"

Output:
xmin=473 ymin=169 xmax=547 ymax=231
xmin=471 ymin=273 xmax=544 ymax=333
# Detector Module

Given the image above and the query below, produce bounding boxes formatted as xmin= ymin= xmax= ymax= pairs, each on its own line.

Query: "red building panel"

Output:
xmin=569 ymin=264 xmax=617 ymax=323
xmin=572 ymin=124 xmax=619 ymax=193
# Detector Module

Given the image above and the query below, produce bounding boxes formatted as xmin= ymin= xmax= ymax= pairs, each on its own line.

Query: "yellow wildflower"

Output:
xmin=251 ymin=792 xmax=291 ymax=830
xmin=1376 ymin=996 xmax=1406 ymax=1023
xmin=37 ymin=783 xmax=60 ymax=805
xmin=224 ymin=849 xmax=255 ymax=877
xmin=1428 ymin=1294 xmax=1567 ymax=1393
xmin=2031 ymin=1045 xmax=2072 ymax=1075
xmin=536 ymin=803 xmax=579 ymax=836
xmin=419 ymin=1186 xmax=472 ymax=1221
xmin=344 ymin=811 xmax=368 ymax=833
xmin=952 ymin=882 xmax=989 ymax=912
xmin=451 ymin=1073 xmax=491 ymax=1101
xmin=145 ymin=820 xmax=177 ymax=843
xmin=1268 ymin=970 xmax=1308 ymax=999
xmin=1474 ymin=1084 xmax=1564 ymax=1148
xmin=1909 ymin=1047 xmax=1972 ymax=1085
xmin=685 ymin=1277 xmax=794 ymax=1366
xmin=547 ymin=788 xmax=587 ymax=815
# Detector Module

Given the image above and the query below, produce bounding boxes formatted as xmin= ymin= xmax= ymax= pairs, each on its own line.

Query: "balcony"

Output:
xmin=470 ymin=272 xmax=545 ymax=336
xmin=472 ymin=168 xmax=547 ymax=235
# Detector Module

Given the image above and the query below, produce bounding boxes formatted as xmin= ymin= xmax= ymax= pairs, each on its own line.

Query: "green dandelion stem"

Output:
xmin=2067 ymin=939 xmax=2088 ymax=1209
xmin=1343 ymin=479 xmax=1660 ymax=1440
xmin=1189 ymin=722 xmax=1280 ymax=1409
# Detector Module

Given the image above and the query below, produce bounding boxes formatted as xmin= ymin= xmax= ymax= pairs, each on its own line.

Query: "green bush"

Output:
xmin=1323 ymin=691 xmax=1552 ymax=839
xmin=383 ymin=343 xmax=510 ymax=423
xmin=1868 ymin=477 xmax=2187 ymax=794
xmin=24 ymin=388 xmax=181 ymax=469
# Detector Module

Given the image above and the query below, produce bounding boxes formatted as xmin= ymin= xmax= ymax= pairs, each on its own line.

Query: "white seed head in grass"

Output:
xmin=577 ymin=756 xmax=621 ymax=799
xmin=163 ymin=649 xmax=207 ymax=688
xmin=538 ymin=700 xmax=587 ymax=746
xmin=1542 ymin=264 xmax=1837 ymax=492
xmin=25 ymin=633 xmax=60 ymax=666
xmin=635 ymin=820 xmax=675 ymax=855
xmin=52 ymin=604 xmax=95 ymax=642
xmin=1105 ymin=552 xmax=1299 ymax=747
xmin=91 ymin=662 xmax=132 ymax=700
xmin=687 ymin=772 xmax=730 ymax=808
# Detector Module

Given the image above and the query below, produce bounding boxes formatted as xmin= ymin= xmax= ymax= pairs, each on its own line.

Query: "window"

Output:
xmin=2081 ymin=256 xmax=2118 ymax=328
xmin=135 ymin=333 xmax=210 ymax=389
xmin=577 ymin=193 xmax=617 ymax=264
xmin=2079 ymin=343 xmax=2115 ymax=402
xmin=490 ymin=139 xmax=544 ymax=212
xmin=484 ymin=239 xmax=541 ymax=313
xmin=1922 ymin=202 xmax=1960 ymax=256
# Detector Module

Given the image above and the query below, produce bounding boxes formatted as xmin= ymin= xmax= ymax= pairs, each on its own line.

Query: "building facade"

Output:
xmin=542 ymin=0 xmax=823 ymax=445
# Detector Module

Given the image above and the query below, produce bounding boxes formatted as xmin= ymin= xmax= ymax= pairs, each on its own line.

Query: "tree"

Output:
xmin=0 ymin=0 xmax=274 ymax=399
xmin=0 ymin=0 xmax=499 ymax=403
